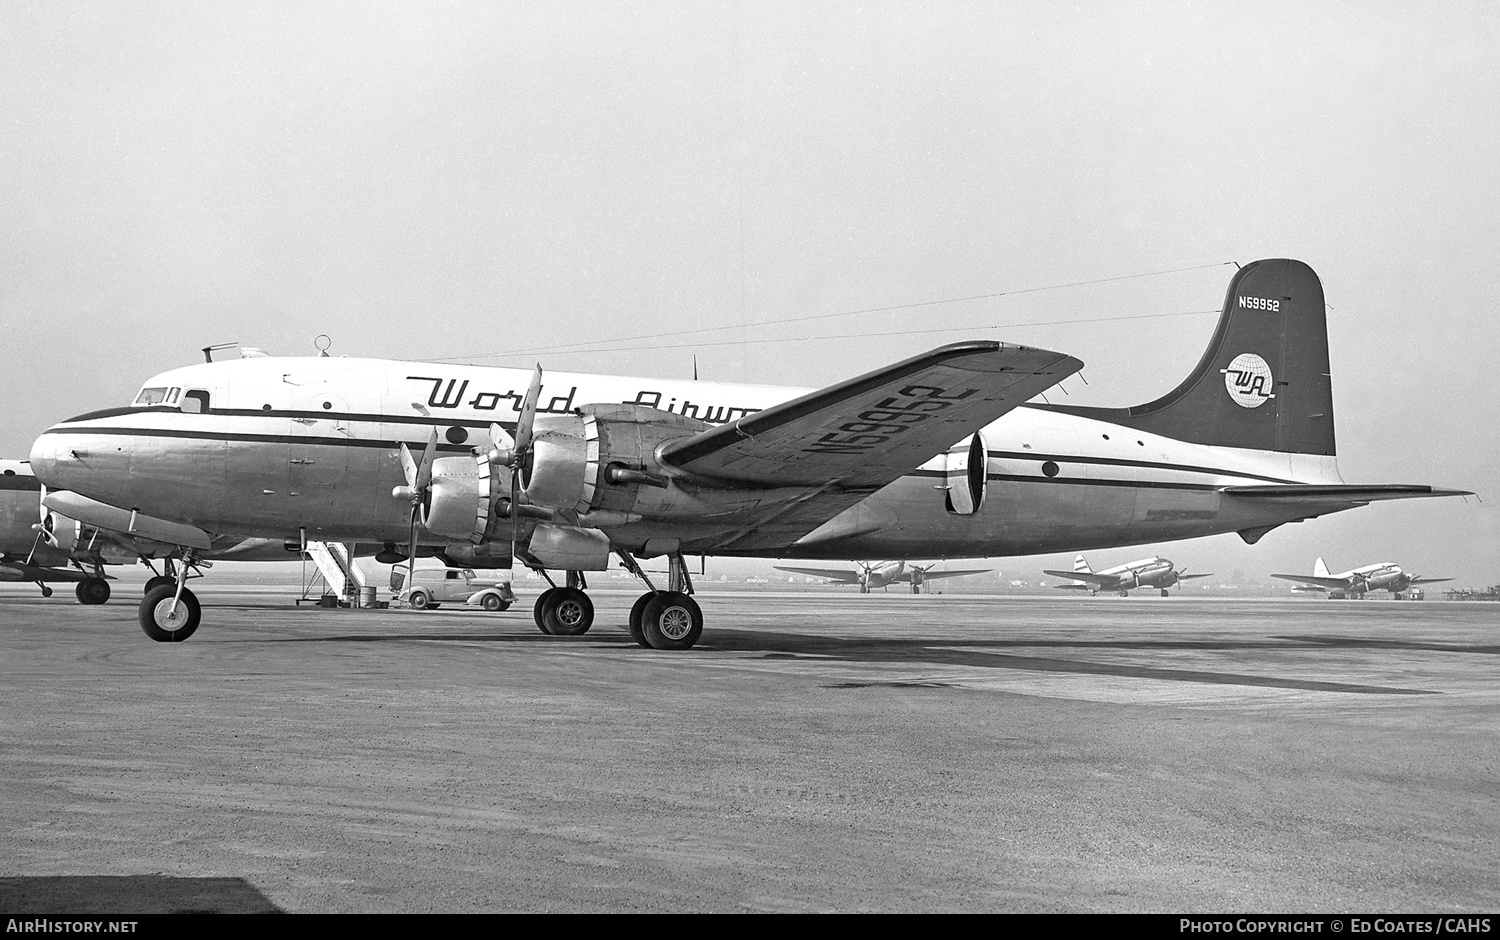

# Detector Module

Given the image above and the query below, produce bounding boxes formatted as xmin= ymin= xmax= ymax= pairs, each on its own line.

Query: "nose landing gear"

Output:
xmin=138 ymin=552 xmax=206 ymax=642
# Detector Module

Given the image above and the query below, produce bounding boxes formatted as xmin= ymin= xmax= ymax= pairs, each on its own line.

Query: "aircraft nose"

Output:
xmin=28 ymin=429 xmax=65 ymax=486
xmin=28 ymin=425 xmax=126 ymax=496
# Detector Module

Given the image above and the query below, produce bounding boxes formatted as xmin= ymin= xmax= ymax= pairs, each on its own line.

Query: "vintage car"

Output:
xmin=390 ymin=566 xmax=515 ymax=611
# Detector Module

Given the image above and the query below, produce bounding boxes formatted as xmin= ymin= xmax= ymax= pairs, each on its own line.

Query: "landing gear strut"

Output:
xmin=619 ymin=550 xmax=703 ymax=651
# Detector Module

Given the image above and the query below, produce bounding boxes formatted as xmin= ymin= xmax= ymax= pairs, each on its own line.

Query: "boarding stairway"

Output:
xmin=299 ymin=540 xmax=373 ymax=607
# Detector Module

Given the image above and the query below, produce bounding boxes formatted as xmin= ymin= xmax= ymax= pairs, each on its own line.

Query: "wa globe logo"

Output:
xmin=1221 ymin=353 xmax=1276 ymax=409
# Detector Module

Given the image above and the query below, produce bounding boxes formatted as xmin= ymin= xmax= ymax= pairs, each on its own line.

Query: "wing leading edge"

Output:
xmin=660 ymin=341 xmax=1082 ymax=488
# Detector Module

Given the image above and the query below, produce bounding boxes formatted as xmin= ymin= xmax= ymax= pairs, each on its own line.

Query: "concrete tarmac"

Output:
xmin=1 ymin=586 xmax=1496 ymax=913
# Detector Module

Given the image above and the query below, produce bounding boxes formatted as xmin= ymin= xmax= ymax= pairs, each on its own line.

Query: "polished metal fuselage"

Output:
xmin=29 ymin=357 xmax=1347 ymax=561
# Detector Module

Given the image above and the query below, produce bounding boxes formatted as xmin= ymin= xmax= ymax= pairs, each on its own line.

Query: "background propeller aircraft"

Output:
xmin=1 ymin=458 xmax=321 ymax=604
xmin=1044 ymin=553 xmax=1210 ymax=596
xmin=29 ymin=260 xmax=1469 ymax=648
xmin=1271 ymin=558 xmax=1453 ymax=600
xmin=774 ymin=560 xmax=991 ymax=594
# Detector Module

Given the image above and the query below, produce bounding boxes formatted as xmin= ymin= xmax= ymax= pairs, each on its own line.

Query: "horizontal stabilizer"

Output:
xmin=1222 ymin=484 xmax=1473 ymax=503
xmin=661 ymin=341 xmax=1081 ymax=487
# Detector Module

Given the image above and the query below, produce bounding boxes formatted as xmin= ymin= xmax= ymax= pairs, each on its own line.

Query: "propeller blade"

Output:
xmin=398 ymin=441 xmax=419 ymax=490
xmin=513 ymin=365 xmax=543 ymax=460
xmin=407 ymin=505 xmax=420 ymax=592
xmin=508 ymin=462 xmax=521 ymax=575
xmin=414 ymin=428 xmax=438 ymax=493
xmin=486 ymin=422 xmax=515 ymax=465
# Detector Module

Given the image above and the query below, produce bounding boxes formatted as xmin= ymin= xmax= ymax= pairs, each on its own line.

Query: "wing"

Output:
xmin=1408 ymin=577 xmax=1454 ymax=585
xmin=660 ymin=341 xmax=1081 ymax=487
xmin=1270 ymin=573 xmax=1351 ymax=589
xmin=773 ymin=566 xmax=861 ymax=583
xmin=907 ymin=568 xmax=992 ymax=581
xmin=1179 ymin=573 xmax=1214 ymax=580
xmin=1043 ymin=570 xmax=1116 ymax=588
xmin=0 ymin=559 xmax=92 ymax=583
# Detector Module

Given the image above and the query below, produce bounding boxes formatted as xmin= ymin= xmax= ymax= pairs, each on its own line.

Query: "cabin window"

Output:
xmin=182 ymin=390 xmax=211 ymax=414
xmin=133 ymin=387 xmax=169 ymax=406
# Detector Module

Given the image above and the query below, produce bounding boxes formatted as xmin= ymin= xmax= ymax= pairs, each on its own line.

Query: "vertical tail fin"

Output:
xmin=1037 ymin=259 xmax=1335 ymax=455
xmin=1073 ymin=553 xmax=1092 ymax=574
xmin=1314 ymin=558 xmax=1330 ymax=577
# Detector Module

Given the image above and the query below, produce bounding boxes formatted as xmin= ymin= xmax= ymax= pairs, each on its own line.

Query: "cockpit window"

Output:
xmin=133 ymin=387 xmax=170 ymax=406
xmin=165 ymin=388 xmax=181 ymax=405
xmin=181 ymin=390 xmax=210 ymax=414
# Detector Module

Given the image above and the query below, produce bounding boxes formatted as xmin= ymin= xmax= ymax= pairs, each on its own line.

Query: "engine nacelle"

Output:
xmin=423 ymin=454 xmax=500 ymax=543
xmin=521 ymin=413 xmax=595 ymax=510
xmin=942 ymin=433 xmax=987 ymax=515
xmin=40 ymin=512 xmax=82 ymax=553
xmin=519 ymin=405 xmax=709 ymax=517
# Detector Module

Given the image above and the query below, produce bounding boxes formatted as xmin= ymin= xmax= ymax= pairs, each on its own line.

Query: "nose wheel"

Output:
xmin=139 ymin=584 xmax=201 ymax=642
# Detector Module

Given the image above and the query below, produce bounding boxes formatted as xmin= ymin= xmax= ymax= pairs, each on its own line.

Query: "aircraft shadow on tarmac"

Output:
xmin=269 ymin=625 xmax=1447 ymax=696
xmin=0 ymin=875 xmax=283 ymax=914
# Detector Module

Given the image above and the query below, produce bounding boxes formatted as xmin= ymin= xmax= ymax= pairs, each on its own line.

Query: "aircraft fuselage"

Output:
xmin=30 ymin=356 xmax=1347 ymax=561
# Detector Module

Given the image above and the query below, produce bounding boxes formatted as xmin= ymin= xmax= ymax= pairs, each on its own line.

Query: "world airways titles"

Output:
xmin=407 ymin=376 xmax=762 ymax=425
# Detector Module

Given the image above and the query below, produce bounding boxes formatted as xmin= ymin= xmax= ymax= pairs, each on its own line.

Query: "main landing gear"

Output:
xmin=74 ymin=576 xmax=111 ymax=605
xmin=526 ymin=551 xmax=704 ymax=651
xmin=533 ymin=571 xmax=596 ymax=637
xmin=138 ymin=552 xmax=207 ymax=642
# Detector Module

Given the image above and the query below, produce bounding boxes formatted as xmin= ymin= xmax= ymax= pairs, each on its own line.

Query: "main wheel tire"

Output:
xmin=144 ymin=576 xmax=174 ymax=594
xmin=640 ymin=592 xmax=702 ymax=651
xmin=409 ymin=590 xmax=431 ymax=610
xmin=481 ymin=593 xmax=502 ymax=612
xmin=534 ymin=588 xmax=558 ymax=634
xmin=627 ymin=592 xmax=654 ymax=647
xmin=75 ymin=581 xmax=90 ymax=604
xmin=139 ymin=585 xmax=201 ymax=642
xmin=542 ymin=587 xmax=593 ymax=636
xmin=77 ymin=578 xmax=111 ymax=605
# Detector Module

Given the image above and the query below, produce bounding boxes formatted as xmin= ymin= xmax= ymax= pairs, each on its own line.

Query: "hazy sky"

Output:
xmin=3 ymin=2 xmax=1496 ymax=585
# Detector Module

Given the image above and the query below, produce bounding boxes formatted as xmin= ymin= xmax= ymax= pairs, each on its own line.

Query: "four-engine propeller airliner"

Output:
xmin=774 ymin=560 xmax=991 ymax=594
xmin=28 ymin=259 xmax=1470 ymax=647
xmin=1271 ymin=558 xmax=1453 ymax=600
xmin=1043 ymin=552 xmax=1210 ymax=596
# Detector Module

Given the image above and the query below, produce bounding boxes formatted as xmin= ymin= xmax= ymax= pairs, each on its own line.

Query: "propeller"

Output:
xmin=25 ymin=485 xmax=49 ymax=566
xmin=481 ymin=366 xmax=543 ymax=573
xmin=910 ymin=563 xmax=933 ymax=594
xmin=391 ymin=428 xmax=439 ymax=589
